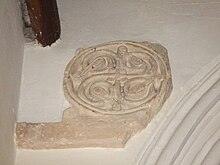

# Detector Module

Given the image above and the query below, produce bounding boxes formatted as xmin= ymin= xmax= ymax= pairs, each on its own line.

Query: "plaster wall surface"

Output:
xmin=17 ymin=0 xmax=220 ymax=165
xmin=0 ymin=0 xmax=24 ymax=164
xmin=18 ymin=0 xmax=220 ymax=123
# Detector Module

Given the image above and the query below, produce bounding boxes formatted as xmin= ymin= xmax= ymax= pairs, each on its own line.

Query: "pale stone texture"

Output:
xmin=16 ymin=0 xmax=220 ymax=164
xmin=16 ymin=41 xmax=172 ymax=149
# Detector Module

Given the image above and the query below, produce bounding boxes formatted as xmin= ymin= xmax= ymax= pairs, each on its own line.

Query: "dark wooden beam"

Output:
xmin=26 ymin=0 xmax=61 ymax=47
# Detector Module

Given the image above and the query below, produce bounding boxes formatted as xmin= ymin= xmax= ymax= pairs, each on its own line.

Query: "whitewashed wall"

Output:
xmin=0 ymin=0 xmax=24 ymax=164
xmin=17 ymin=0 xmax=220 ymax=164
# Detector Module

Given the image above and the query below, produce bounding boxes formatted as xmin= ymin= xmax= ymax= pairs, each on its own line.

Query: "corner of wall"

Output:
xmin=0 ymin=0 xmax=24 ymax=164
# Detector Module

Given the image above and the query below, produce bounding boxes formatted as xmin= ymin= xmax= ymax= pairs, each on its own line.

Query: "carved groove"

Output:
xmin=16 ymin=41 xmax=172 ymax=149
xmin=64 ymin=41 xmax=172 ymax=115
xmin=138 ymin=55 xmax=220 ymax=165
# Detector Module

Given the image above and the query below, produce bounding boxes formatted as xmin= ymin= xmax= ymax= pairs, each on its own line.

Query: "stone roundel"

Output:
xmin=63 ymin=41 xmax=172 ymax=115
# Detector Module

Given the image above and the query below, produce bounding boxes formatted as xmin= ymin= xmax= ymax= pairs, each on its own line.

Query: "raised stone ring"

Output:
xmin=63 ymin=41 xmax=172 ymax=115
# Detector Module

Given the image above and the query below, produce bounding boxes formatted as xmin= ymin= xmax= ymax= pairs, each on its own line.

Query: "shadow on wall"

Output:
xmin=0 ymin=0 xmax=24 ymax=165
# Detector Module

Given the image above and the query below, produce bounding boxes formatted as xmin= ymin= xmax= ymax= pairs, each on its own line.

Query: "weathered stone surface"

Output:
xmin=16 ymin=41 xmax=172 ymax=149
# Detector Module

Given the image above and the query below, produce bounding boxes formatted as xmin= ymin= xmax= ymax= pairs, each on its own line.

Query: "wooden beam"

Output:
xmin=26 ymin=0 xmax=61 ymax=47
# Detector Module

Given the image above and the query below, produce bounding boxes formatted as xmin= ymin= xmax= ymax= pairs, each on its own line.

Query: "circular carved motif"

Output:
xmin=64 ymin=41 xmax=172 ymax=115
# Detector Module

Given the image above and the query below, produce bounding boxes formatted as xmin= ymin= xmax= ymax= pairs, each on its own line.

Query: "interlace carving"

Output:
xmin=16 ymin=41 xmax=172 ymax=149
xmin=64 ymin=41 xmax=171 ymax=114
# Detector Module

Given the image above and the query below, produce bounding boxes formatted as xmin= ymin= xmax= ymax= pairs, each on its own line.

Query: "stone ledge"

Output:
xmin=16 ymin=107 xmax=148 ymax=149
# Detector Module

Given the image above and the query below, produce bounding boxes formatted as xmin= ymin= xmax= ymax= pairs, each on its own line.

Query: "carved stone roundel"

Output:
xmin=64 ymin=41 xmax=172 ymax=115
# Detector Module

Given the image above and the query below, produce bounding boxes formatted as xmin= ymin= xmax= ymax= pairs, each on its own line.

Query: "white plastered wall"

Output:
xmin=18 ymin=0 xmax=220 ymax=123
xmin=0 ymin=0 xmax=24 ymax=164
xmin=16 ymin=0 xmax=220 ymax=165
